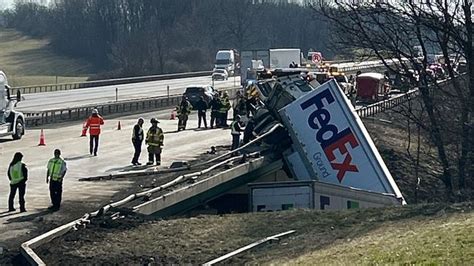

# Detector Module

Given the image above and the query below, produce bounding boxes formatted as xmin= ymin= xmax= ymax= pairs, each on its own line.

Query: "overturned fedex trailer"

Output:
xmin=249 ymin=75 xmax=405 ymax=211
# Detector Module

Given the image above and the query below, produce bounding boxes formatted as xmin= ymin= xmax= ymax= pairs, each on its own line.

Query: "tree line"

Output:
xmin=1 ymin=0 xmax=331 ymax=78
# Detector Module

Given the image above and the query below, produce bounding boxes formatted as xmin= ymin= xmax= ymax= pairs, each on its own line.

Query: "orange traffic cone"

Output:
xmin=81 ymin=121 xmax=87 ymax=137
xmin=38 ymin=129 xmax=46 ymax=146
xmin=170 ymin=110 xmax=176 ymax=120
xmin=117 ymin=121 xmax=122 ymax=130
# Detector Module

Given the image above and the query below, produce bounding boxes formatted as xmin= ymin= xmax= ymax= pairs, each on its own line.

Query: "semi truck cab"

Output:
xmin=0 ymin=71 xmax=25 ymax=140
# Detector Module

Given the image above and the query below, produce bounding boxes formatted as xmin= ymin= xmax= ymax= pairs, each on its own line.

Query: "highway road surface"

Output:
xmin=0 ymin=108 xmax=233 ymax=244
xmin=15 ymin=59 xmax=386 ymax=112
xmin=16 ymin=75 xmax=241 ymax=112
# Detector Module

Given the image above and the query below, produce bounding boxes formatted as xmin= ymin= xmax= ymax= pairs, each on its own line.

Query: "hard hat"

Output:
xmin=92 ymin=109 xmax=98 ymax=114
xmin=138 ymin=117 xmax=144 ymax=123
xmin=150 ymin=118 xmax=159 ymax=124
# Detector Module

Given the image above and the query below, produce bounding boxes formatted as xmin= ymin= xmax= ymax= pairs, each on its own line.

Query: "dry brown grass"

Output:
xmin=37 ymin=202 xmax=473 ymax=265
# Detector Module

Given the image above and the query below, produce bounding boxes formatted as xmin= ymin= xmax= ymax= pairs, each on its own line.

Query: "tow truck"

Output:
xmin=0 ymin=71 xmax=25 ymax=140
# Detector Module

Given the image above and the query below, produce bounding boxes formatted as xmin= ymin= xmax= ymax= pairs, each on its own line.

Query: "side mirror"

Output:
xmin=16 ymin=90 xmax=21 ymax=102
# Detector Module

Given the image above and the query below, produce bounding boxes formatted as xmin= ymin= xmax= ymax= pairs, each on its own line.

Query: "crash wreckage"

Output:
xmin=133 ymin=71 xmax=406 ymax=216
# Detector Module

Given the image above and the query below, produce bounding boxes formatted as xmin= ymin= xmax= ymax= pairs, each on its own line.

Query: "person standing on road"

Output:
xmin=209 ymin=95 xmax=221 ymax=129
xmin=195 ymin=96 xmax=208 ymax=129
xmin=220 ymin=92 xmax=231 ymax=127
xmin=233 ymin=95 xmax=247 ymax=119
xmin=243 ymin=115 xmax=256 ymax=144
xmin=177 ymin=96 xmax=192 ymax=131
xmin=146 ymin=118 xmax=164 ymax=166
xmin=85 ymin=109 xmax=104 ymax=156
xmin=7 ymin=152 xmax=27 ymax=212
xmin=230 ymin=115 xmax=245 ymax=155
xmin=46 ymin=149 xmax=67 ymax=211
xmin=131 ymin=118 xmax=144 ymax=165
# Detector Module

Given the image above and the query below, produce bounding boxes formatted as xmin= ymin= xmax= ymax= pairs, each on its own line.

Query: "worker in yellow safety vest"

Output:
xmin=46 ymin=149 xmax=67 ymax=211
xmin=177 ymin=96 xmax=192 ymax=131
xmin=146 ymin=118 xmax=164 ymax=166
xmin=230 ymin=115 xmax=245 ymax=155
xmin=220 ymin=92 xmax=231 ymax=127
xmin=7 ymin=152 xmax=28 ymax=212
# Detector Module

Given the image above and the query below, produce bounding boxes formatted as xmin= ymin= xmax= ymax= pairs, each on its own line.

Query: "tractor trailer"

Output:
xmin=249 ymin=71 xmax=405 ymax=207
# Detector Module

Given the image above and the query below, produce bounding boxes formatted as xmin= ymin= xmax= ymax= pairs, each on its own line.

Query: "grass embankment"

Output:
xmin=0 ymin=28 xmax=92 ymax=86
xmin=38 ymin=202 xmax=473 ymax=265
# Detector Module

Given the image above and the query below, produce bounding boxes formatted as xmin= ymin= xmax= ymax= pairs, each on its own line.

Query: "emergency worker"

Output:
xmin=177 ymin=96 xmax=192 ymax=131
xmin=234 ymin=95 xmax=247 ymax=119
xmin=131 ymin=118 xmax=144 ymax=165
xmin=46 ymin=149 xmax=67 ymax=211
xmin=230 ymin=115 xmax=245 ymax=155
xmin=85 ymin=109 xmax=104 ymax=156
xmin=146 ymin=118 xmax=164 ymax=165
xmin=243 ymin=116 xmax=256 ymax=144
xmin=209 ymin=95 xmax=221 ymax=129
xmin=220 ymin=92 xmax=231 ymax=127
xmin=195 ymin=96 xmax=208 ymax=129
xmin=7 ymin=152 xmax=27 ymax=212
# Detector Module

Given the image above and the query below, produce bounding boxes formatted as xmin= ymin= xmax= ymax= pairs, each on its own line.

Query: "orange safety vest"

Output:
xmin=86 ymin=115 xmax=104 ymax=136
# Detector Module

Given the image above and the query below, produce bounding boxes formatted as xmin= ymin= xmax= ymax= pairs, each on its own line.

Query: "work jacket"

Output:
xmin=132 ymin=124 xmax=144 ymax=142
xmin=220 ymin=97 xmax=231 ymax=113
xmin=47 ymin=157 xmax=67 ymax=182
xmin=177 ymin=101 xmax=192 ymax=116
xmin=86 ymin=115 xmax=104 ymax=136
xmin=195 ymin=99 xmax=208 ymax=112
xmin=146 ymin=126 xmax=164 ymax=147
xmin=210 ymin=98 xmax=221 ymax=112
xmin=8 ymin=162 xmax=28 ymax=185
xmin=231 ymin=121 xmax=243 ymax=135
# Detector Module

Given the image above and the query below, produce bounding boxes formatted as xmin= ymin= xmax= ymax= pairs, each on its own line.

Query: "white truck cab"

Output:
xmin=0 ymin=71 xmax=25 ymax=140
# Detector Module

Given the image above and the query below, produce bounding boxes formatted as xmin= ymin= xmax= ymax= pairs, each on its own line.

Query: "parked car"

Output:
xmin=212 ymin=69 xmax=229 ymax=81
xmin=356 ymin=73 xmax=390 ymax=103
xmin=183 ymin=85 xmax=217 ymax=107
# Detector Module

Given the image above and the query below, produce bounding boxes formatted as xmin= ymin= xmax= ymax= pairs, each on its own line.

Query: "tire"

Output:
xmin=12 ymin=119 xmax=24 ymax=140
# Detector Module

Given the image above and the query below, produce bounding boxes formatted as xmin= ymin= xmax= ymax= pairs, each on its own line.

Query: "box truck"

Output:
xmin=269 ymin=48 xmax=301 ymax=69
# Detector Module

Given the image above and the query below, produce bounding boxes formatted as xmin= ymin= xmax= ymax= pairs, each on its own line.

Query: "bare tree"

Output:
xmin=317 ymin=0 xmax=473 ymax=196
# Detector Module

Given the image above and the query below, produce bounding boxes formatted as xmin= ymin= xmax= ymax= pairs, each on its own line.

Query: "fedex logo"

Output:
xmin=300 ymin=88 xmax=360 ymax=182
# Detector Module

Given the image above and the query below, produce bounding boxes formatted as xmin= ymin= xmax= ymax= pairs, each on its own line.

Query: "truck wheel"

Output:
xmin=12 ymin=119 xmax=24 ymax=140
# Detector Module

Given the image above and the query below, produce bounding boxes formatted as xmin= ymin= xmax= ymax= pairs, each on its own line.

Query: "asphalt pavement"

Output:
xmin=14 ymin=59 xmax=384 ymax=112
xmin=0 ymin=108 xmax=233 ymax=245
xmin=16 ymin=75 xmax=241 ymax=112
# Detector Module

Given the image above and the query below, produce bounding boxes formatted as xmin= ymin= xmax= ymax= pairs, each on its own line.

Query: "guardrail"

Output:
xmin=355 ymin=89 xmax=419 ymax=117
xmin=24 ymin=87 xmax=240 ymax=127
xmin=354 ymin=75 xmax=458 ymax=118
xmin=12 ymin=71 xmax=212 ymax=95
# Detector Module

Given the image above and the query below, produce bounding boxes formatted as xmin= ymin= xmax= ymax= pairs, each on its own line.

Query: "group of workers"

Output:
xmin=5 ymin=90 xmax=254 ymax=212
xmin=176 ymin=91 xmax=232 ymax=131
xmin=7 ymin=149 xmax=67 ymax=212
